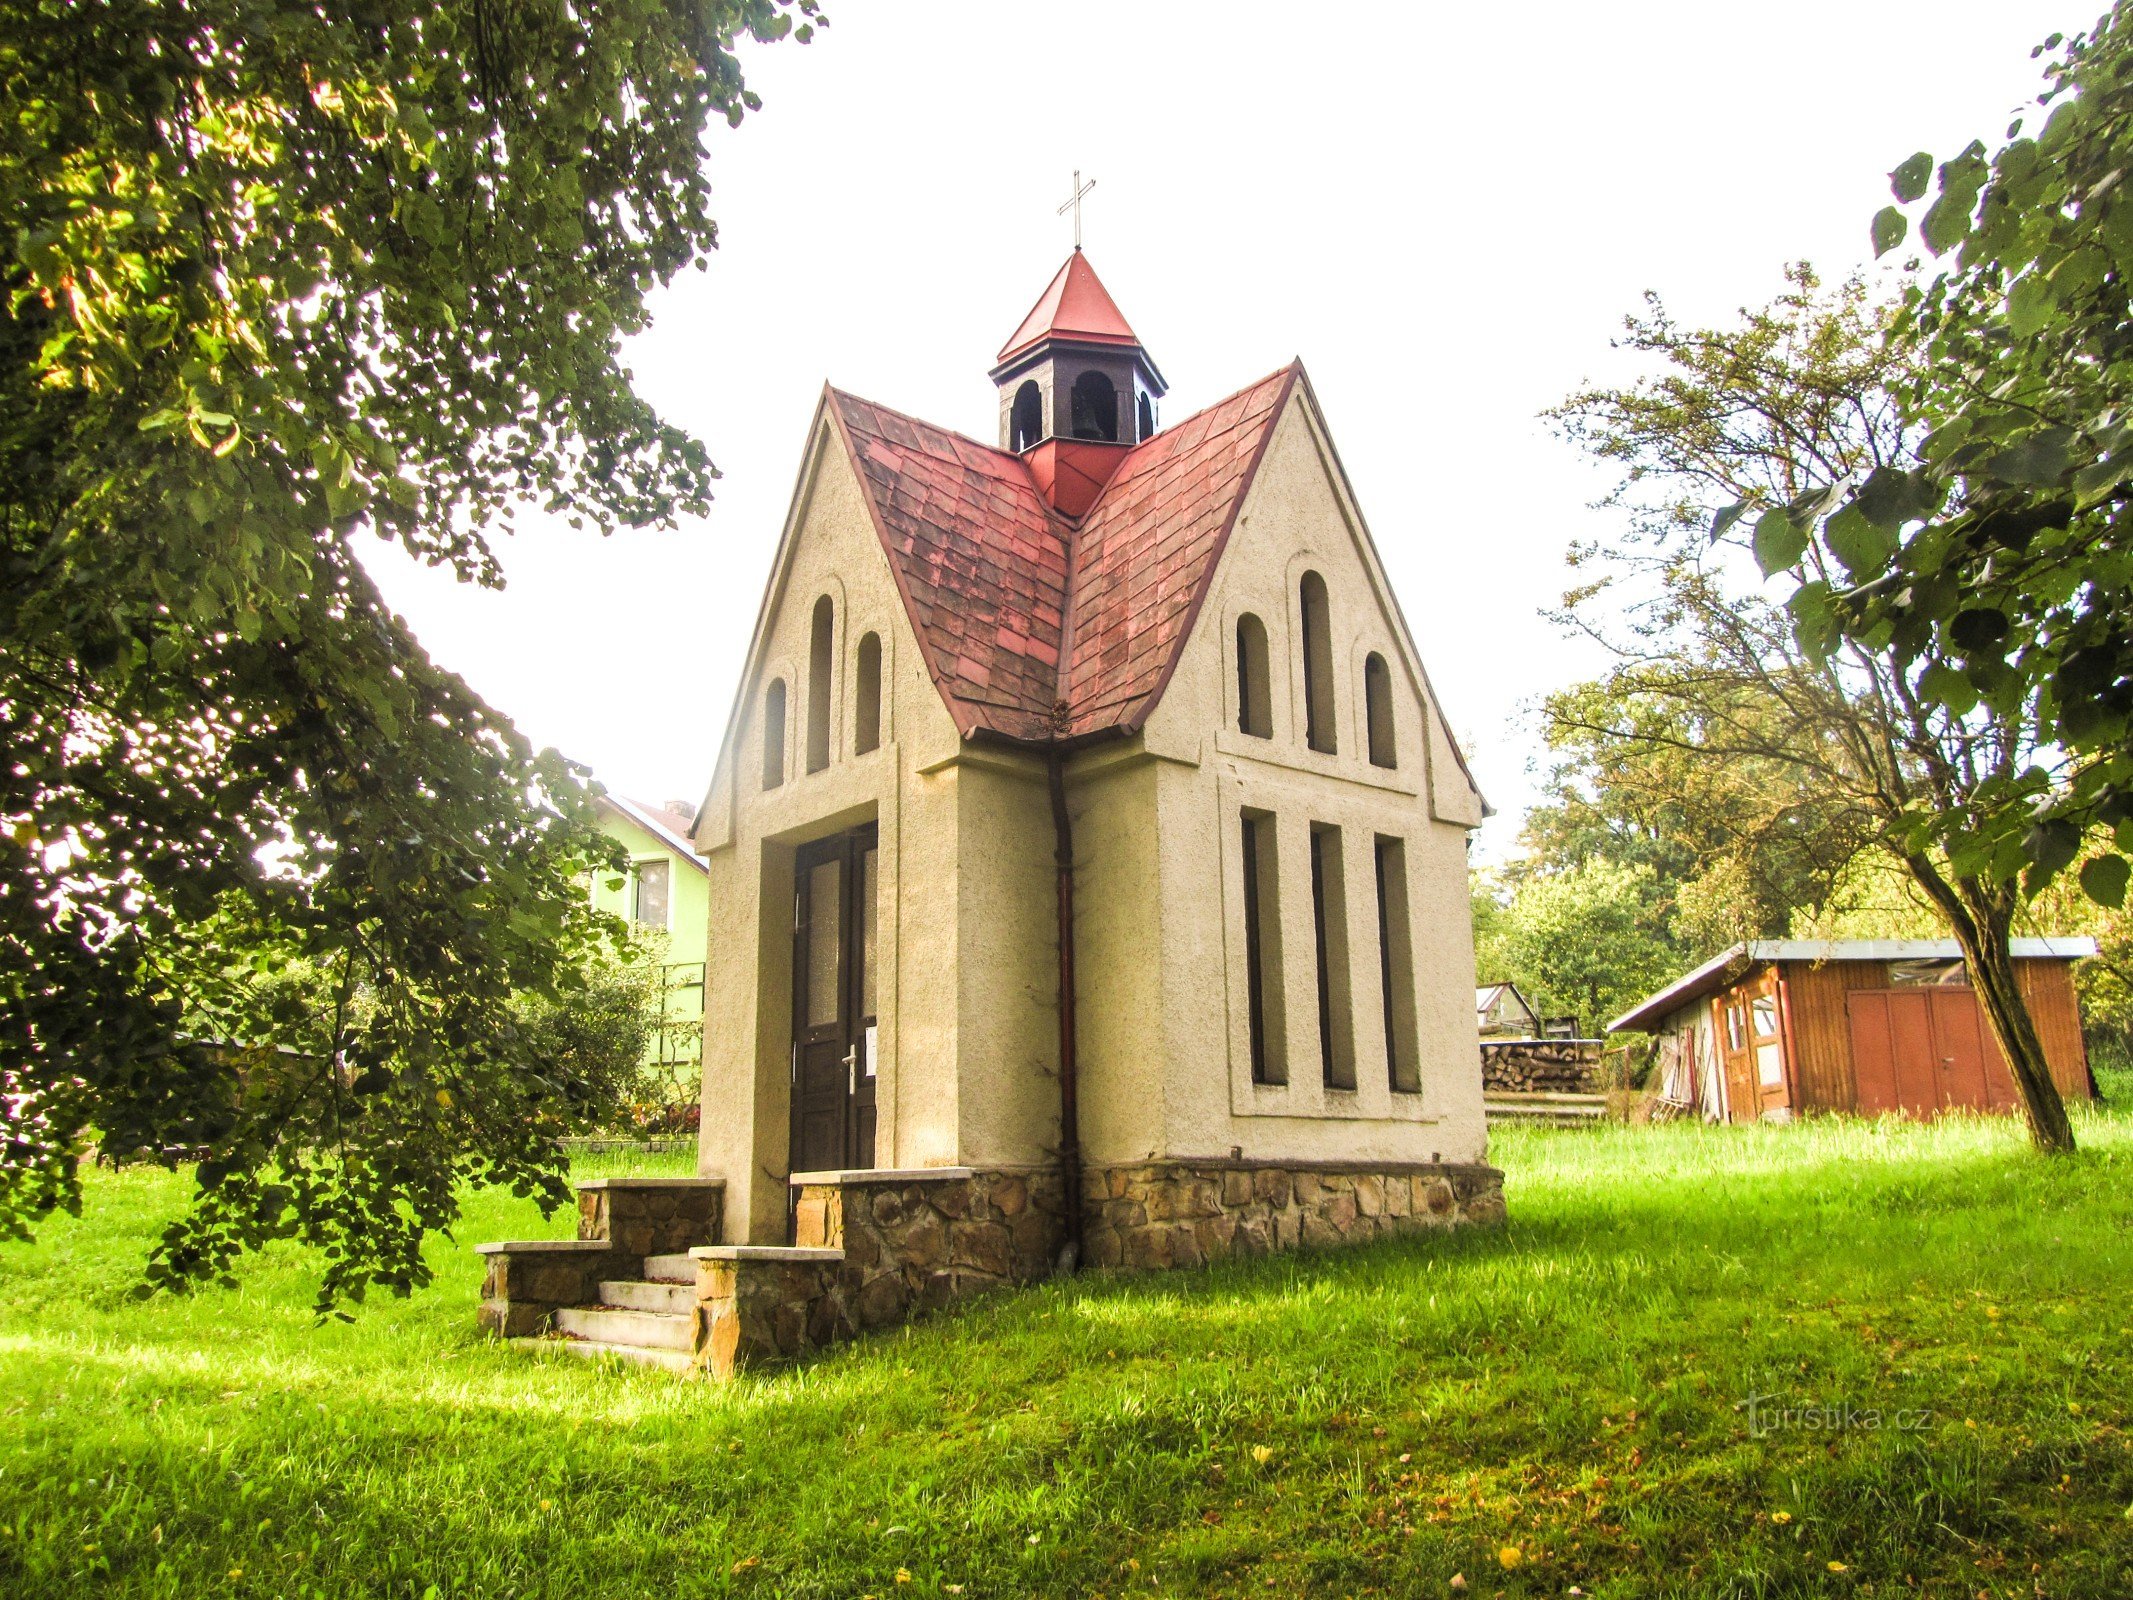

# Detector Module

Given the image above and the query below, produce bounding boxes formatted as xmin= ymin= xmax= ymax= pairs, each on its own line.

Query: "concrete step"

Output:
xmin=510 ymin=1337 xmax=693 ymax=1374
xmin=642 ymin=1252 xmax=696 ymax=1283
xmin=599 ymin=1279 xmax=693 ymax=1315
xmin=553 ymin=1304 xmax=694 ymax=1352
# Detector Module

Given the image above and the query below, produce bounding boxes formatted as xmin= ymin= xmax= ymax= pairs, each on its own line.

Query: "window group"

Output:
xmin=761 ymin=596 xmax=883 ymax=791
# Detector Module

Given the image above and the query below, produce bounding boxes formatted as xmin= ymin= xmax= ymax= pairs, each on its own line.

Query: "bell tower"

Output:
xmin=990 ymin=250 xmax=1167 ymax=517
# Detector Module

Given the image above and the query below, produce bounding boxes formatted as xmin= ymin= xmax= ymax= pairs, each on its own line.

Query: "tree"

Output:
xmin=1549 ymin=268 xmax=2081 ymax=1151
xmin=1 ymin=0 xmax=818 ymax=1308
xmin=1472 ymin=859 xmax=1679 ymax=1038
xmin=1781 ymin=9 xmax=2133 ymax=906
xmin=1529 ymin=673 xmax=1874 ymax=951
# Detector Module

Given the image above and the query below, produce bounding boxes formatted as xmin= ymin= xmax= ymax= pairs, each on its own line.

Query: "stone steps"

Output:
xmin=510 ymin=1337 xmax=694 ymax=1374
xmin=642 ymin=1252 xmax=696 ymax=1283
xmin=553 ymin=1304 xmax=694 ymax=1352
xmin=599 ymin=1278 xmax=693 ymax=1315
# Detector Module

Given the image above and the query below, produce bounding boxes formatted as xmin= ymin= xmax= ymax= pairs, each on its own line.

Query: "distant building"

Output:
xmin=1609 ymin=938 xmax=2096 ymax=1122
xmin=590 ymin=795 xmax=709 ymax=1078
xmin=1476 ymin=980 xmax=1541 ymax=1039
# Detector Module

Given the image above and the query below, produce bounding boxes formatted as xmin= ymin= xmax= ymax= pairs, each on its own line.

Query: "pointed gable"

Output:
xmin=996 ymin=251 xmax=1144 ymax=364
xmin=822 ymin=366 xmax=1296 ymax=746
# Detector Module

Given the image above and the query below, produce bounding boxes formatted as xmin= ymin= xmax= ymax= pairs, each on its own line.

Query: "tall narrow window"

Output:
xmin=854 ymin=631 xmax=882 ymax=755
xmin=1375 ymin=836 xmax=1420 ymax=1093
xmin=1010 ymin=380 xmax=1043 ymax=451
xmin=806 ymin=596 xmax=834 ymax=774
xmin=760 ymin=679 xmax=787 ymax=791
xmin=1241 ymin=810 xmax=1286 ymax=1085
xmin=1235 ymin=613 xmax=1272 ymax=738
xmin=632 ymin=858 xmax=672 ymax=929
xmin=1136 ymin=391 xmax=1156 ymax=442
xmin=1310 ymin=823 xmax=1355 ymax=1089
xmin=1300 ymin=571 xmax=1337 ymax=755
xmin=1365 ymin=652 xmax=1396 ymax=768
xmin=1070 ymin=370 xmax=1118 ymax=440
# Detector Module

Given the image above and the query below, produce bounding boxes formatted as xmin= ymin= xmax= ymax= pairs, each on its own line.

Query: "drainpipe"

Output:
xmin=1046 ymin=746 xmax=1084 ymax=1273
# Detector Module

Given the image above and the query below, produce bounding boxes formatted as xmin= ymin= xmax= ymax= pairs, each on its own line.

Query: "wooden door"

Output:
xmin=1713 ymin=992 xmax=1758 ymax=1124
xmin=1847 ymin=991 xmax=1940 ymax=1116
xmin=1745 ymin=975 xmax=1791 ymax=1117
xmin=1847 ymin=986 xmax=2020 ymax=1116
xmin=790 ymin=825 xmax=880 ymax=1178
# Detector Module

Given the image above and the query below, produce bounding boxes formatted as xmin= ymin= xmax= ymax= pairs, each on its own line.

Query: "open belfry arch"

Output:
xmin=479 ymin=248 xmax=1504 ymax=1374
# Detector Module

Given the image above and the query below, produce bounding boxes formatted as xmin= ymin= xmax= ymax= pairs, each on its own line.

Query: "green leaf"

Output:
xmin=1917 ymin=663 xmax=1980 ymax=716
xmin=1871 ymin=206 xmax=1908 ymax=258
xmin=1708 ymin=500 xmax=1749 ymax=542
xmin=2080 ymin=853 xmax=2130 ymax=909
xmin=1753 ymin=508 xmax=1809 ymax=575
xmin=1921 ymin=190 xmax=1973 ymax=254
xmin=1891 ymin=151 xmax=1934 ymax=203
xmin=1823 ymin=504 xmax=1893 ymax=578
xmin=2007 ymin=273 xmax=2055 ymax=339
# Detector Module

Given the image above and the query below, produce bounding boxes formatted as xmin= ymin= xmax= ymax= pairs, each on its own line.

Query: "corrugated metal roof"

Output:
xmin=1606 ymin=937 xmax=2100 ymax=1035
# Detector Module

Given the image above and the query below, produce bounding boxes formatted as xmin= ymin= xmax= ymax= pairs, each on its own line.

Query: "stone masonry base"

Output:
xmin=698 ymin=1159 xmax=1504 ymax=1375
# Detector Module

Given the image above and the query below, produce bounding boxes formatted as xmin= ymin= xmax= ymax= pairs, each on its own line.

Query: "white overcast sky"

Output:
xmin=364 ymin=0 xmax=2081 ymax=858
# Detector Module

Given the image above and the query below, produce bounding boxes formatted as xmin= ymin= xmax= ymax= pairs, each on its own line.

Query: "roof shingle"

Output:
xmin=825 ymin=362 xmax=1297 ymax=745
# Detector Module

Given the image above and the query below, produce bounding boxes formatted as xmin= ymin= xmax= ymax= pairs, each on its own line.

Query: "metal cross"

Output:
xmin=1057 ymin=169 xmax=1096 ymax=250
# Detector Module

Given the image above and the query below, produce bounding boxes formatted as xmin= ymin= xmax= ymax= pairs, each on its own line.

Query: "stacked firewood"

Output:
xmin=1479 ymin=1040 xmax=1601 ymax=1094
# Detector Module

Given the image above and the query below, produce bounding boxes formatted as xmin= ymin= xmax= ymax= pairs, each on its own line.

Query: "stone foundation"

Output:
xmin=693 ymin=1159 xmax=1503 ymax=1375
xmin=1080 ymin=1160 xmax=1506 ymax=1270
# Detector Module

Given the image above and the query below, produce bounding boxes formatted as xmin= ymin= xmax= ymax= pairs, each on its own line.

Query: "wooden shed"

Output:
xmin=1608 ymin=939 xmax=2097 ymax=1123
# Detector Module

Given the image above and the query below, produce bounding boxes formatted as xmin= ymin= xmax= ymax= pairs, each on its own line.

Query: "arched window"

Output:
xmin=1300 ymin=571 xmax=1337 ymax=755
xmin=760 ymin=678 xmax=787 ymax=791
xmin=1136 ymin=391 xmax=1155 ymax=442
xmin=1235 ymin=613 xmax=1272 ymax=738
xmin=805 ymin=596 xmax=834 ymax=774
xmin=1070 ymin=370 xmax=1118 ymax=441
xmin=1010 ymin=380 xmax=1043 ymax=451
xmin=1365 ymin=652 xmax=1396 ymax=768
xmin=854 ymin=632 xmax=882 ymax=755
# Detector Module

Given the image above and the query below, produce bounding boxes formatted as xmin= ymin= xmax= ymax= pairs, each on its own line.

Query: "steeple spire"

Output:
xmin=991 ymin=252 xmax=1167 ymax=465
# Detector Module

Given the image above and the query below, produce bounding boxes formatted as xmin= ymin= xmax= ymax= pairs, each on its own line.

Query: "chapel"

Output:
xmin=479 ymin=250 xmax=1505 ymax=1374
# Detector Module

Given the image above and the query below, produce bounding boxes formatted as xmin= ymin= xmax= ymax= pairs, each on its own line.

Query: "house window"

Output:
xmin=1241 ymin=810 xmax=1286 ymax=1085
xmin=1375 ymin=836 xmax=1419 ymax=1093
xmin=1365 ymin=652 xmax=1396 ymax=769
xmin=1310 ymin=823 xmax=1355 ymax=1090
xmin=1010 ymin=380 xmax=1043 ymax=451
xmin=632 ymin=858 xmax=671 ymax=929
xmin=1889 ymin=958 xmax=1967 ymax=987
xmin=806 ymin=595 xmax=834 ymax=774
xmin=1070 ymin=370 xmax=1118 ymax=441
xmin=854 ymin=631 xmax=882 ymax=755
xmin=1300 ymin=571 xmax=1336 ymax=755
xmin=1136 ymin=390 xmax=1155 ymax=442
xmin=761 ymin=678 xmax=787 ymax=791
xmin=1235 ymin=613 xmax=1272 ymax=738
xmin=1752 ymin=993 xmax=1784 ymax=1086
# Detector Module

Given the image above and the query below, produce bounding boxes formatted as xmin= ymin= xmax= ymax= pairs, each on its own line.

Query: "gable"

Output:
xmin=1155 ymin=379 xmax=1488 ymax=824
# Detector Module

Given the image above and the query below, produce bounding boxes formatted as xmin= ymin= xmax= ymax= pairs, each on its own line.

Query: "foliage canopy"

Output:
xmin=1 ymin=0 xmax=817 ymax=1307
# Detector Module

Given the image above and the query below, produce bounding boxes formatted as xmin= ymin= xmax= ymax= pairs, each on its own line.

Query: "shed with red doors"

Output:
xmin=1607 ymin=939 xmax=2096 ymax=1123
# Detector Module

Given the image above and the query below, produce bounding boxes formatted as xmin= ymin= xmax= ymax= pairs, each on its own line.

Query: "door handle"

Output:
xmin=844 ymin=1043 xmax=859 ymax=1094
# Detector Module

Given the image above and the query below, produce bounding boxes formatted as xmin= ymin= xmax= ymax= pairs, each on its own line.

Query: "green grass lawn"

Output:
xmin=6 ymin=1108 xmax=2133 ymax=1600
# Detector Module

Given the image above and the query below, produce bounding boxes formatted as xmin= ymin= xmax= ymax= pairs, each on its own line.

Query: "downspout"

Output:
xmin=1046 ymin=745 xmax=1084 ymax=1273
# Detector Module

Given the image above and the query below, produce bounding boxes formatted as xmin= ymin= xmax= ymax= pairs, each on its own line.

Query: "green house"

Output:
xmin=590 ymin=795 xmax=710 ymax=1084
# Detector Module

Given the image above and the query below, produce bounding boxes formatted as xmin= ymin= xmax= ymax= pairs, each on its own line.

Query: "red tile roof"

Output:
xmin=996 ymin=251 xmax=1144 ymax=365
xmin=825 ymin=362 xmax=1299 ymax=745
